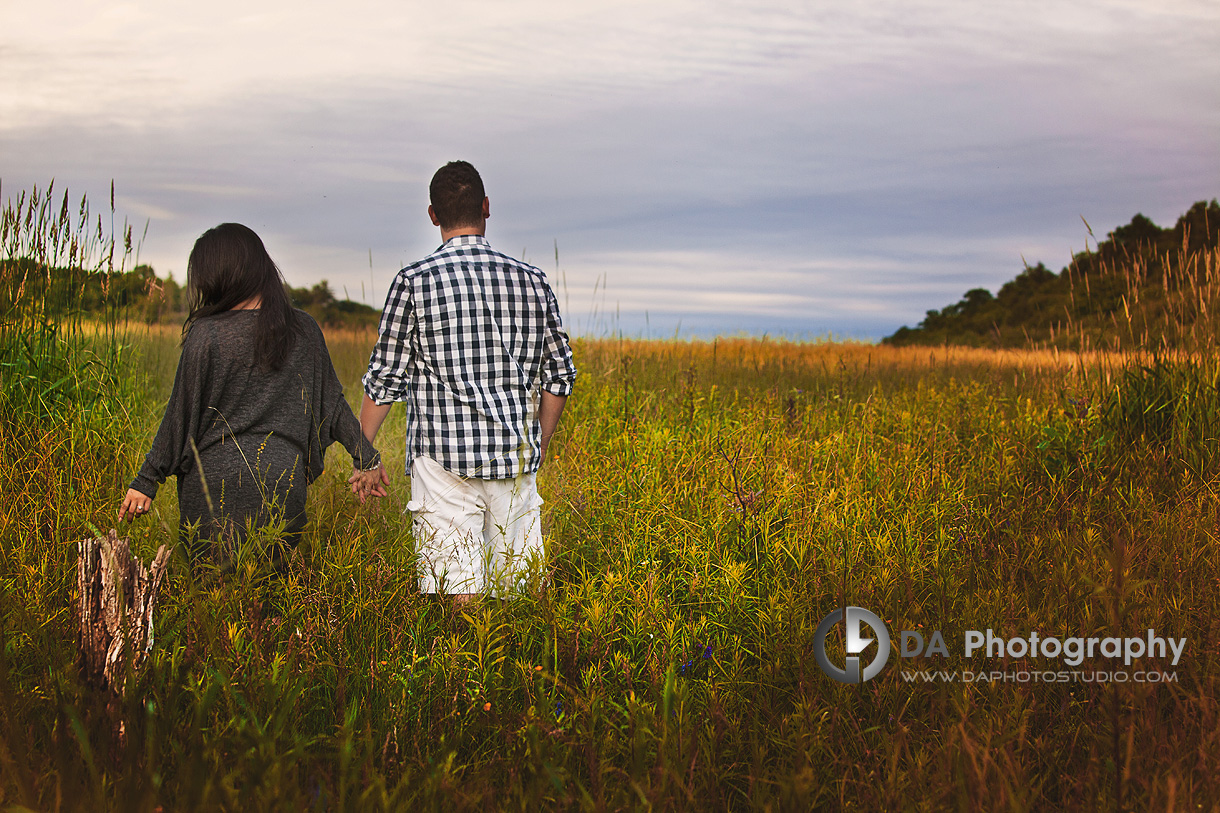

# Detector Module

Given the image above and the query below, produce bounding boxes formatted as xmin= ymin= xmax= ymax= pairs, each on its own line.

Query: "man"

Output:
xmin=357 ymin=161 xmax=577 ymax=604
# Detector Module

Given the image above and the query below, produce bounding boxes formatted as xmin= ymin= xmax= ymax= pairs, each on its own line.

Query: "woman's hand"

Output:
xmin=119 ymin=489 xmax=154 ymax=522
xmin=348 ymin=464 xmax=390 ymax=503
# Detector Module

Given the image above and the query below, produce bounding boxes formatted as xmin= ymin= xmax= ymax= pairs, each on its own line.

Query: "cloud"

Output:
xmin=1 ymin=0 xmax=1217 ymax=337
xmin=115 ymin=195 xmax=176 ymax=222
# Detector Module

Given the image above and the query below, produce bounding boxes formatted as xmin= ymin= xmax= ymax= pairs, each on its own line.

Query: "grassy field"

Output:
xmin=2 ymin=189 xmax=1219 ymax=810
xmin=4 ymin=326 xmax=1220 ymax=811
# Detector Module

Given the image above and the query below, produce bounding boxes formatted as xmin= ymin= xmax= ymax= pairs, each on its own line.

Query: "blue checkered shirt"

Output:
xmin=362 ymin=235 xmax=577 ymax=479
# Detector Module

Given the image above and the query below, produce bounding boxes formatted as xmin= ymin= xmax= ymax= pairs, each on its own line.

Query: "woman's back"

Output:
xmin=184 ymin=309 xmax=334 ymax=480
xmin=129 ymin=308 xmax=377 ymax=554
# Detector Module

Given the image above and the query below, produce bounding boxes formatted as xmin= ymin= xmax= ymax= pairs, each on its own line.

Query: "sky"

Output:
xmin=2 ymin=0 xmax=1217 ymax=339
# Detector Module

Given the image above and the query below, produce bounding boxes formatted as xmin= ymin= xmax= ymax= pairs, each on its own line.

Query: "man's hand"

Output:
xmin=119 ymin=488 xmax=154 ymax=522
xmin=349 ymin=464 xmax=390 ymax=503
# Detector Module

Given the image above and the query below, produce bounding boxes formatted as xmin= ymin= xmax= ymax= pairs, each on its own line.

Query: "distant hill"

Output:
xmin=884 ymin=200 xmax=1220 ymax=350
xmin=287 ymin=280 xmax=379 ymax=329
xmin=0 ymin=263 xmax=380 ymax=330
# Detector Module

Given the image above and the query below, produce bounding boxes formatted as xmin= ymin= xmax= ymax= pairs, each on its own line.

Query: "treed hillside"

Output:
xmin=284 ymin=279 xmax=380 ymax=328
xmin=0 ymin=258 xmax=378 ymax=329
xmin=885 ymin=200 xmax=1220 ymax=350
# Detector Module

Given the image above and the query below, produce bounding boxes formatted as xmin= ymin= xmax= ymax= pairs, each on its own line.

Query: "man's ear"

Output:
xmin=428 ymin=204 xmax=441 ymax=227
xmin=482 ymin=197 xmax=490 ymax=220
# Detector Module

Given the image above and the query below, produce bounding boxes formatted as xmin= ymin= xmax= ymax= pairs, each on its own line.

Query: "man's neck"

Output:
xmin=439 ymin=224 xmax=486 ymax=242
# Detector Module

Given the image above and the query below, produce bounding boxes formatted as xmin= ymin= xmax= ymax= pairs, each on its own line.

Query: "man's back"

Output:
xmin=363 ymin=234 xmax=576 ymax=479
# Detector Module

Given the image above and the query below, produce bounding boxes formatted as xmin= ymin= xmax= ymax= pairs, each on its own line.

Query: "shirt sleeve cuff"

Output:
xmin=541 ymin=378 xmax=574 ymax=397
xmin=354 ymin=441 xmax=382 ymax=471
xmin=362 ymin=373 xmax=404 ymax=406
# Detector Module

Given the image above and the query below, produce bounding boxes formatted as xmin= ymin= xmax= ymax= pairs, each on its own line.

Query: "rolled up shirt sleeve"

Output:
xmin=362 ymin=272 xmax=415 ymax=405
xmin=538 ymin=283 xmax=577 ymax=396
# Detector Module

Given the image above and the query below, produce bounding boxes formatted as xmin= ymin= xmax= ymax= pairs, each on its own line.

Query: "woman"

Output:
xmin=119 ymin=223 xmax=386 ymax=561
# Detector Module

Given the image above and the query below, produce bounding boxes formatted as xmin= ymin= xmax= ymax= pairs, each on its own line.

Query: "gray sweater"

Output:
xmin=131 ymin=309 xmax=379 ymax=545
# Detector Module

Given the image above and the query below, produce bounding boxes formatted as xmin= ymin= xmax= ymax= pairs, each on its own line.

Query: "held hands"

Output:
xmin=119 ymin=488 xmax=154 ymax=522
xmin=348 ymin=464 xmax=390 ymax=503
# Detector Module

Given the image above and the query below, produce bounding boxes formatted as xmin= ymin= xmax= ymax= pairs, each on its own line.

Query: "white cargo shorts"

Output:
xmin=406 ymin=455 xmax=544 ymax=598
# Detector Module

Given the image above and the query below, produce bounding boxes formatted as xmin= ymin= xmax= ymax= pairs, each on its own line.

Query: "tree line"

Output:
xmin=884 ymin=200 xmax=1220 ymax=350
xmin=0 ymin=261 xmax=380 ymax=329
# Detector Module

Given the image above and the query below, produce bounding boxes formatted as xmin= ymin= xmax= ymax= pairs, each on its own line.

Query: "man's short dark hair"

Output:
xmin=430 ymin=161 xmax=486 ymax=229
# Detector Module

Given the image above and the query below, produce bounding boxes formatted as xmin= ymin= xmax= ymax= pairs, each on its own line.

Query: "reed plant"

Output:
xmin=2 ymin=187 xmax=1219 ymax=810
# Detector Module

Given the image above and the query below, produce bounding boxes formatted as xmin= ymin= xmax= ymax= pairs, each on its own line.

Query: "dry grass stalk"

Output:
xmin=77 ymin=529 xmax=170 ymax=691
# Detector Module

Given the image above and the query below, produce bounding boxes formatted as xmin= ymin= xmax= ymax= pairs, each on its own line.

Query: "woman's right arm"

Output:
xmin=126 ymin=327 xmax=213 ymax=508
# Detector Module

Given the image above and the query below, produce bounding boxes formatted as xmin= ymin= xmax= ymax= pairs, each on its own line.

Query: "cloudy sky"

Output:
xmin=3 ymin=0 xmax=1217 ymax=338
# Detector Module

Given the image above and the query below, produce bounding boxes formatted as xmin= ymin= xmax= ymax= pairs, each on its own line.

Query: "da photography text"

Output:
xmin=814 ymin=606 xmax=1186 ymax=684
xmin=903 ymin=627 xmax=1186 ymax=667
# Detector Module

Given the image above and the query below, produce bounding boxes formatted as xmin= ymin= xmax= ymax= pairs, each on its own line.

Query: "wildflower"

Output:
xmin=702 ymin=644 xmax=713 ymax=659
xmin=484 ymin=702 xmax=492 ymax=712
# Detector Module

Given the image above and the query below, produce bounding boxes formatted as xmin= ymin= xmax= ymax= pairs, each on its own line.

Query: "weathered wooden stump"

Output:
xmin=77 ymin=529 xmax=171 ymax=692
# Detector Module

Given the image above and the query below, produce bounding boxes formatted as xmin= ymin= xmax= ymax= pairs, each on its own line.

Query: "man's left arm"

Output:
xmin=538 ymin=391 xmax=567 ymax=463
xmin=536 ymin=282 xmax=577 ymax=465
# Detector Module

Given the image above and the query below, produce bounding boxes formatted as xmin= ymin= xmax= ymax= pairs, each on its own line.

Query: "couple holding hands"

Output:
xmin=119 ymin=161 xmax=577 ymax=602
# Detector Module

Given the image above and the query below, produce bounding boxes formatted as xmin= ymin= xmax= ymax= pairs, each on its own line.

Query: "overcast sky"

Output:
xmin=3 ymin=0 xmax=1217 ymax=338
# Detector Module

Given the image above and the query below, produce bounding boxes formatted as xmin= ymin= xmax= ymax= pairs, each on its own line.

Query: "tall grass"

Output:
xmin=2 ymin=187 xmax=1219 ymax=810
xmin=1054 ymin=225 xmax=1220 ymax=354
xmin=0 ymin=180 xmax=145 ymax=607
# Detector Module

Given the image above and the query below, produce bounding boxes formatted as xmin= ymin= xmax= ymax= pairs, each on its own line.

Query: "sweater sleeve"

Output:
xmin=129 ymin=326 xmax=214 ymax=498
xmin=306 ymin=320 xmax=381 ymax=482
xmin=326 ymin=388 xmax=381 ymax=471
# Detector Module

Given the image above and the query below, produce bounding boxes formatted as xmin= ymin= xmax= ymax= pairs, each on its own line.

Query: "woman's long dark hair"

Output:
xmin=184 ymin=223 xmax=298 ymax=370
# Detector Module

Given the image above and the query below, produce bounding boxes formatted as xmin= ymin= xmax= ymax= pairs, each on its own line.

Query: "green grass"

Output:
xmin=2 ymin=187 xmax=1219 ymax=810
xmin=4 ymin=333 xmax=1219 ymax=810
